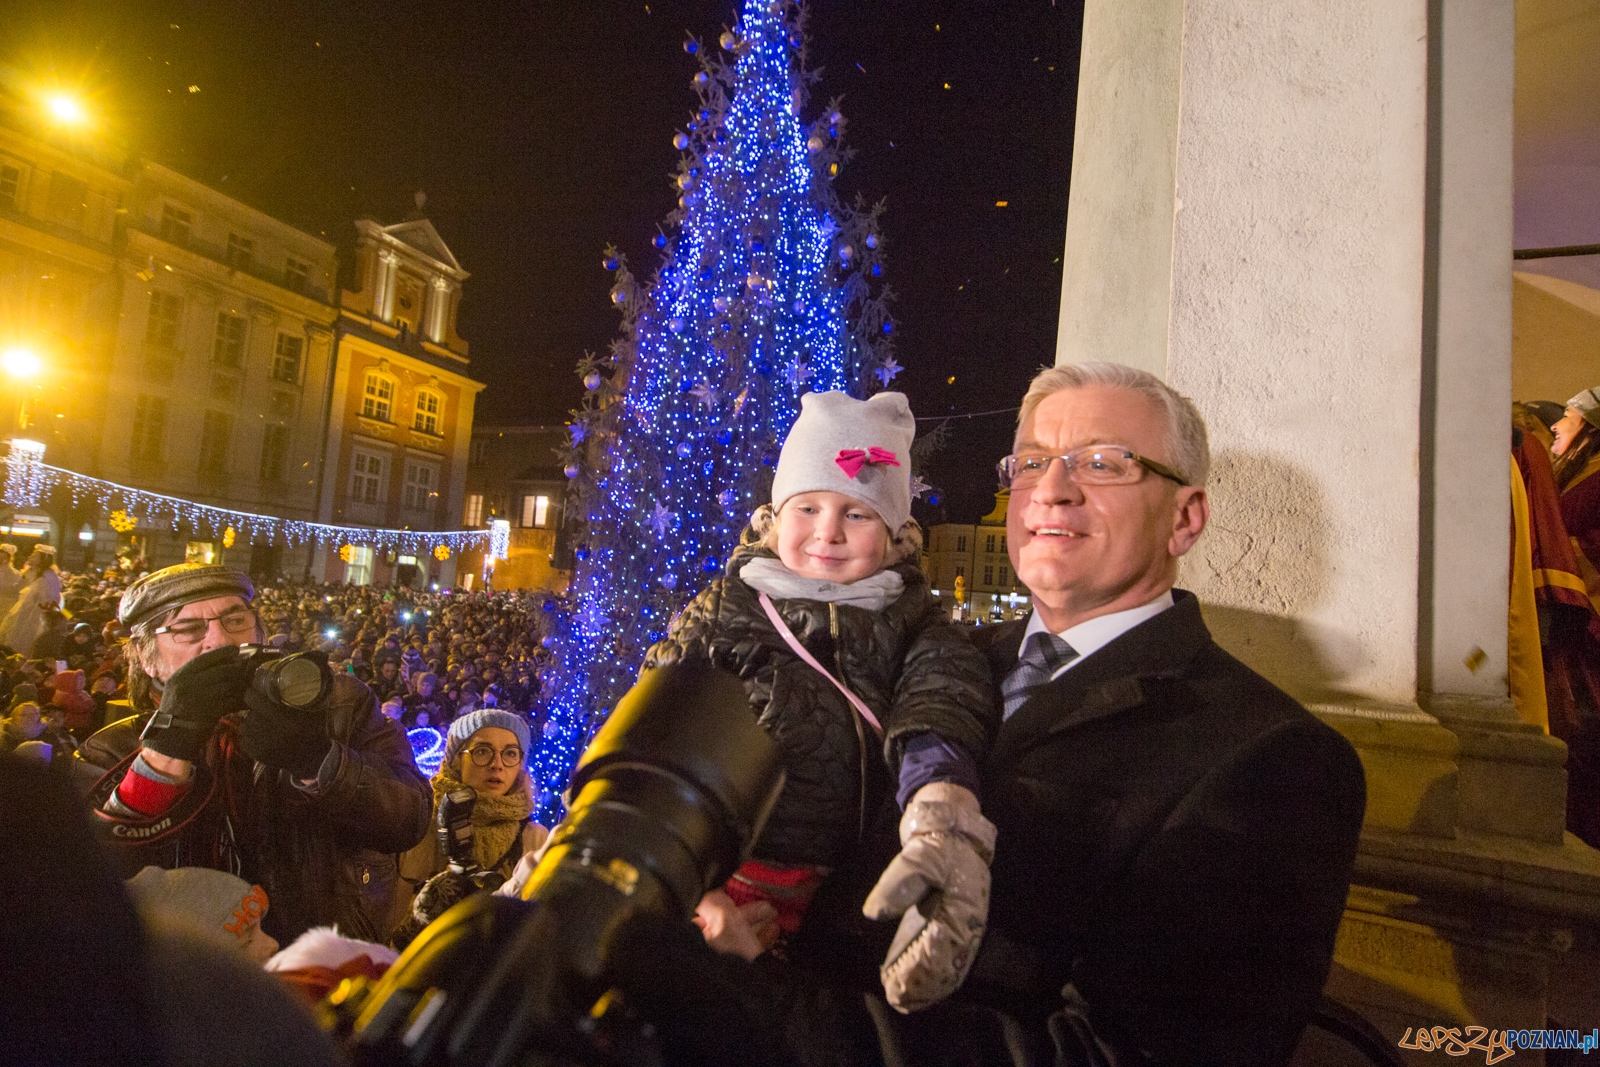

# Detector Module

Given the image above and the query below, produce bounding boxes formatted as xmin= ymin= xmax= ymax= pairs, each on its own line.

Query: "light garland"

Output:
xmin=408 ymin=726 xmax=444 ymax=777
xmin=532 ymin=0 xmax=898 ymax=824
xmin=1 ymin=456 xmax=491 ymax=556
xmin=489 ymin=519 xmax=511 ymax=561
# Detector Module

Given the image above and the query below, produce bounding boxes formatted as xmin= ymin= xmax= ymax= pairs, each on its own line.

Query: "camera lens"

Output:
xmin=270 ymin=655 xmax=329 ymax=708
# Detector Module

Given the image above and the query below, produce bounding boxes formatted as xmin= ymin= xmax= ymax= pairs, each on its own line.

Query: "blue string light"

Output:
xmin=531 ymin=0 xmax=899 ymax=825
xmin=408 ymin=726 xmax=445 ymax=777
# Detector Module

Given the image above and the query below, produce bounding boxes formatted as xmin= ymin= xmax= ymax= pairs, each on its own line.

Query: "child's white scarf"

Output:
xmin=738 ymin=557 xmax=904 ymax=611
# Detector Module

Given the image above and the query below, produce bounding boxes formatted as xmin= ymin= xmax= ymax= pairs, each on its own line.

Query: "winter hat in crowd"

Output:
xmin=126 ymin=866 xmax=269 ymax=949
xmin=118 ymin=563 xmax=255 ymax=632
xmin=1567 ymin=388 xmax=1600 ymax=430
xmin=770 ymin=390 xmax=915 ymax=531
xmin=443 ymin=709 xmax=530 ymax=767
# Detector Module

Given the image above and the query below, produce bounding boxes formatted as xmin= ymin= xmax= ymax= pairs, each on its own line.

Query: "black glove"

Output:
xmin=139 ymin=645 xmax=249 ymax=762
xmin=240 ymin=677 xmax=332 ymax=779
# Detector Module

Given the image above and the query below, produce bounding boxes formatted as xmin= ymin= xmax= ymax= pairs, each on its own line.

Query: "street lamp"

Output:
xmin=1 ymin=347 xmax=41 ymax=380
xmin=43 ymin=93 xmax=88 ymax=127
xmin=2 ymin=346 xmax=44 ymax=438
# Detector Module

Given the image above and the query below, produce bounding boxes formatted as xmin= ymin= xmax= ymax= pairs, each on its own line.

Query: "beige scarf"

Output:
xmin=431 ymin=761 xmax=534 ymax=875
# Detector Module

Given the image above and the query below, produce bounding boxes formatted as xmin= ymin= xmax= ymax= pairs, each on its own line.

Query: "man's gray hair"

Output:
xmin=1018 ymin=362 xmax=1211 ymax=487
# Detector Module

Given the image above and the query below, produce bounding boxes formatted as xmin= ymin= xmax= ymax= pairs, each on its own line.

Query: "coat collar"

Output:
xmin=986 ymin=589 xmax=1213 ymax=768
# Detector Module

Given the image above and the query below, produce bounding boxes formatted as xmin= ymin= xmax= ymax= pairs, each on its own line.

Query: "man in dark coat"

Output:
xmin=914 ymin=362 xmax=1366 ymax=1066
xmin=80 ymin=564 xmax=431 ymax=944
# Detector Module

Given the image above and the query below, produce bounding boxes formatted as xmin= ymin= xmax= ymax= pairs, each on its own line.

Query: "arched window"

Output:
xmin=362 ymin=369 xmax=396 ymax=421
xmin=413 ymin=387 xmax=444 ymax=435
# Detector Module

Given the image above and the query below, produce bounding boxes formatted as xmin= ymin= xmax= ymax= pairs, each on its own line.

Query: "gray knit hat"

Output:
xmin=444 ymin=709 xmax=531 ymax=767
xmin=1567 ymin=388 xmax=1600 ymax=430
xmin=770 ymin=391 xmax=915 ymax=531
xmin=126 ymin=866 xmax=268 ymax=946
xmin=119 ymin=564 xmax=255 ymax=631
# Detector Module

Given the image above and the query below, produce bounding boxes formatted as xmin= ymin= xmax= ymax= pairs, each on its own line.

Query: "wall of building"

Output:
xmin=1513 ymin=272 xmax=1600 ymax=404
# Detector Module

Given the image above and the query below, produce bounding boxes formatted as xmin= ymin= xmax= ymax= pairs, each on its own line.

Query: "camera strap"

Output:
xmin=757 ymin=591 xmax=883 ymax=738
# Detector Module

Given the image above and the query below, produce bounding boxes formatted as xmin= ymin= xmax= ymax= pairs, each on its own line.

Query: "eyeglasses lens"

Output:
xmin=166 ymin=610 xmax=256 ymax=644
xmin=469 ymin=745 xmax=524 ymax=768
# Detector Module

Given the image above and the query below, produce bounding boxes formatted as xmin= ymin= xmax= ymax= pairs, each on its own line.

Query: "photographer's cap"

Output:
xmin=119 ymin=564 xmax=255 ymax=632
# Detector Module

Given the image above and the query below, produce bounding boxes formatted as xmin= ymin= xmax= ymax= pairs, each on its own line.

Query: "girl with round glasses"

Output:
xmin=390 ymin=710 xmax=548 ymax=945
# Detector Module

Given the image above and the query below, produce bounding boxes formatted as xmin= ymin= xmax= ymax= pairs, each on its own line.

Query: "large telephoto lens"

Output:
xmin=338 ymin=665 xmax=784 ymax=1067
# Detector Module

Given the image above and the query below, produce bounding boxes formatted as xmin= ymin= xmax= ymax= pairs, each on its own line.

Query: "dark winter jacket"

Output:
xmin=643 ymin=546 xmax=996 ymax=867
xmin=80 ymin=674 xmax=432 ymax=944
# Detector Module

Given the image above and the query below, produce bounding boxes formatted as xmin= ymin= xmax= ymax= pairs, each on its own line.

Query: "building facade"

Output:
xmin=103 ymin=162 xmax=339 ymax=575
xmin=312 ymin=217 xmax=484 ymax=588
xmin=0 ymin=97 xmax=343 ymax=577
xmin=922 ymin=491 xmax=1027 ymax=621
xmin=457 ymin=423 xmax=570 ymax=592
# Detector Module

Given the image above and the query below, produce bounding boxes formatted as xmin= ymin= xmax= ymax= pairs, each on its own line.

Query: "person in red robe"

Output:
xmin=1540 ymin=391 xmax=1600 ymax=845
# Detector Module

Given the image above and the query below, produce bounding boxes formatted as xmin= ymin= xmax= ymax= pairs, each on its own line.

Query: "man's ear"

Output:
xmin=1169 ymin=487 xmax=1209 ymax=558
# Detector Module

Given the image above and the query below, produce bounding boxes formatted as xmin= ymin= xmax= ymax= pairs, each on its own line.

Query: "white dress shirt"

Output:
xmin=1019 ymin=590 xmax=1176 ymax=681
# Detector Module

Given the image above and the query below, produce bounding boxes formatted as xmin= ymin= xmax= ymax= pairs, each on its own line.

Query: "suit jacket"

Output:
xmin=946 ymin=590 xmax=1366 ymax=1067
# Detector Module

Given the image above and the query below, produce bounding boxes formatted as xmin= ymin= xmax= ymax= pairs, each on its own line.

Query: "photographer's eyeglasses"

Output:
xmin=997 ymin=446 xmax=1189 ymax=490
xmin=153 ymin=607 xmax=258 ymax=645
xmin=466 ymin=744 xmax=525 ymax=768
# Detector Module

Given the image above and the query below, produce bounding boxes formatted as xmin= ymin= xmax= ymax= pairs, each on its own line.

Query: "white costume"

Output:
xmin=0 ymin=564 xmax=61 ymax=655
xmin=0 ymin=555 xmax=23 ymax=623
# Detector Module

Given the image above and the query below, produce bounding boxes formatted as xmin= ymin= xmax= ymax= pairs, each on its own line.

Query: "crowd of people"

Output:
xmin=0 ymin=551 xmax=566 ymax=766
xmin=6 ymin=364 xmax=1384 ymax=1066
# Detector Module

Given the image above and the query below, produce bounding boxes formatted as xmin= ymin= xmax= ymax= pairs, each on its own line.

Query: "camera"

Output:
xmin=438 ymin=786 xmax=506 ymax=892
xmin=328 ymin=664 xmax=785 ymax=1066
xmin=236 ymin=645 xmax=332 ymax=711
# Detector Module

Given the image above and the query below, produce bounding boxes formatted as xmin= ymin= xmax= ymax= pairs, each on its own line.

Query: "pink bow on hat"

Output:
xmin=835 ymin=447 xmax=901 ymax=479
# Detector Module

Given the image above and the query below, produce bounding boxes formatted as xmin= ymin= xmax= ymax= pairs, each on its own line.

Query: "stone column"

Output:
xmin=427 ymin=277 xmax=452 ymax=343
xmin=374 ymin=250 xmax=399 ymax=322
xmin=1056 ymin=0 xmax=1600 ymax=1040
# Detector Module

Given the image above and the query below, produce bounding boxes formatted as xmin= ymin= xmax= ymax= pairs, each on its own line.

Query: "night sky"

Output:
xmin=4 ymin=0 xmax=1083 ymax=523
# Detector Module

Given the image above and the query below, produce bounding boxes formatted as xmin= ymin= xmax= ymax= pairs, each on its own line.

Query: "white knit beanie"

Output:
xmin=770 ymin=391 xmax=915 ymax=530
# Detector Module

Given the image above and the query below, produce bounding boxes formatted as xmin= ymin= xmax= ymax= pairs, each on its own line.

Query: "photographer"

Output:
xmin=83 ymin=564 xmax=432 ymax=944
xmin=389 ymin=710 xmax=548 ymax=946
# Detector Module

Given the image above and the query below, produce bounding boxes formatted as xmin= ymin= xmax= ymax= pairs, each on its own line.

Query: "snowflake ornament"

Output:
xmin=874 ymin=356 xmax=903 ymax=386
xmin=649 ymin=503 xmax=679 ymax=538
xmin=689 ymin=380 xmax=721 ymax=409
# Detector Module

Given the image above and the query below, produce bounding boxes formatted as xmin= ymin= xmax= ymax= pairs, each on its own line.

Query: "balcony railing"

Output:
xmin=131 ymin=218 xmax=332 ymax=303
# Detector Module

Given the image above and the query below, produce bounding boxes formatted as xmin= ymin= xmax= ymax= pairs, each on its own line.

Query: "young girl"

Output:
xmin=645 ymin=390 xmax=999 ymax=1011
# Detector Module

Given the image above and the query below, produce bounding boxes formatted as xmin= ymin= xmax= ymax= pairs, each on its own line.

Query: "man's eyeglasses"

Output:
xmin=153 ymin=607 xmax=258 ymax=645
xmin=997 ymin=446 xmax=1189 ymax=489
xmin=466 ymin=744 xmax=524 ymax=768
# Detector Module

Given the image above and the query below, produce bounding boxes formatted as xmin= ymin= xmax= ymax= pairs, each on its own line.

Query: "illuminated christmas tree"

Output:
xmin=529 ymin=0 xmax=899 ymax=820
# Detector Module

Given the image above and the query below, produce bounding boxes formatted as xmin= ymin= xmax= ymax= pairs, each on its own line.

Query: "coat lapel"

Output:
xmin=988 ymin=592 xmax=1213 ymax=769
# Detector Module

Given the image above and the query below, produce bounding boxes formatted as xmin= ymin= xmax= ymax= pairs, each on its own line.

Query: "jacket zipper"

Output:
xmin=830 ymin=603 xmax=868 ymax=841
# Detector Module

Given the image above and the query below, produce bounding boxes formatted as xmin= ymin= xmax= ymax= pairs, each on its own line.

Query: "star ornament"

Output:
xmin=649 ymin=502 xmax=679 ymax=537
xmin=785 ymin=360 xmax=813 ymax=387
xmin=874 ymin=356 xmax=903 ymax=386
xmin=568 ymin=421 xmax=587 ymax=446
xmin=689 ymin=380 xmax=721 ymax=409
xmin=911 ymin=474 xmax=933 ymax=500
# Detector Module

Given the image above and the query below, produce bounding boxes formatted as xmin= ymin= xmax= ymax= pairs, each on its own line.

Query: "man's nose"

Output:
xmin=198 ymin=618 xmax=237 ymax=653
xmin=1030 ymin=456 xmax=1086 ymax=505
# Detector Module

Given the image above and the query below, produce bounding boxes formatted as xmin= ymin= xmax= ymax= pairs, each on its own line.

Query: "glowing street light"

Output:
xmin=44 ymin=93 xmax=88 ymax=126
xmin=1 ymin=347 xmax=42 ymax=380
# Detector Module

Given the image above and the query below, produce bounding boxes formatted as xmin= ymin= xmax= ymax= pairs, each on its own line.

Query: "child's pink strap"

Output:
xmin=757 ymin=591 xmax=883 ymax=738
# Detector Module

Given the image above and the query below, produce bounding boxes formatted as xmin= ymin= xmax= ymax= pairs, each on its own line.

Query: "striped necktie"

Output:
xmin=1002 ymin=632 xmax=1079 ymax=720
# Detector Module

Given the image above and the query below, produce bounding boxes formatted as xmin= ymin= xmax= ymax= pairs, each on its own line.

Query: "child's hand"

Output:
xmin=863 ymin=782 xmax=996 ymax=1013
xmin=693 ymin=889 xmax=776 ymax=960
